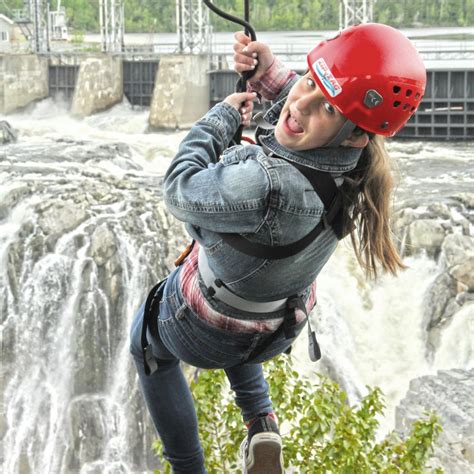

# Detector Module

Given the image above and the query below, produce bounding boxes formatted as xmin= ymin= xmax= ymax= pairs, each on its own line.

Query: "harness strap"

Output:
xmin=141 ymin=278 xmax=167 ymax=376
xmin=216 ymin=153 xmax=344 ymax=260
xmin=198 ymin=247 xmax=288 ymax=313
xmin=244 ymin=294 xmax=308 ymax=363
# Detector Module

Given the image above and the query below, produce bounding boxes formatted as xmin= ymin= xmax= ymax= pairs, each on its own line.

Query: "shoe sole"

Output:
xmin=245 ymin=432 xmax=284 ymax=474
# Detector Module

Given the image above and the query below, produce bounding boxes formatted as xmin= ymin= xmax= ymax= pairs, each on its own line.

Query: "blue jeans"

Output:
xmin=129 ymin=267 xmax=305 ymax=473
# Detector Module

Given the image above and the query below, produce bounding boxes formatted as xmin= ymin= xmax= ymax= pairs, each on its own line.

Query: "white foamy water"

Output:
xmin=1 ymin=98 xmax=473 ymax=472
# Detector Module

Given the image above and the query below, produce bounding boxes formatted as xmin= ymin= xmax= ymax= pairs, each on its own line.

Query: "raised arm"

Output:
xmin=233 ymin=31 xmax=296 ymax=101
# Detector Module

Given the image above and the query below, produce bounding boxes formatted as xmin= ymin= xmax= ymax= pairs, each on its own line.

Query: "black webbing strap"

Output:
xmin=141 ymin=278 xmax=167 ymax=376
xmin=244 ymin=295 xmax=307 ymax=363
xmin=216 ymin=161 xmax=343 ymax=260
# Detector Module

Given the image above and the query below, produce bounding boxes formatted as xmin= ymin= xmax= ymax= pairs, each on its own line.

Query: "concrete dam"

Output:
xmin=1 ymin=52 xmax=473 ymax=140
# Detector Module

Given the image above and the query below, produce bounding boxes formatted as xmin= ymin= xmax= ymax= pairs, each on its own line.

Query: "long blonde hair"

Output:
xmin=341 ymin=135 xmax=405 ymax=279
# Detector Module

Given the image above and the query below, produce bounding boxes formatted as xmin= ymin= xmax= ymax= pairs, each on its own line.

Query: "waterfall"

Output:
xmin=1 ymin=99 xmax=472 ymax=472
xmin=1 ymin=100 xmax=190 ymax=472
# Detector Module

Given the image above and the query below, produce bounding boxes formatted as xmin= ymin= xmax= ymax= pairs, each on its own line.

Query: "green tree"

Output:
xmin=154 ymin=355 xmax=443 ymax=473
xmin=10 ymin=0 xmax=468 ymax=34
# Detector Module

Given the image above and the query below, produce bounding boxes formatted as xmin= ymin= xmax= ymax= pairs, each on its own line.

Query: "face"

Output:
xmin=274 ymin=72 xmax=347 ymax=150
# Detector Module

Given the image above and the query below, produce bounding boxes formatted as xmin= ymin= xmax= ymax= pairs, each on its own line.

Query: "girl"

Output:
xmin=130 ymin=23 xmax=426 ymax=474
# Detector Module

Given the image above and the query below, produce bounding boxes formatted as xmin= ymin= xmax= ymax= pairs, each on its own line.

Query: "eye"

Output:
xmin=306 ymin=77 xmax=316 ymax=88
xmin=323 ymin=102 xmax=335 ymax=115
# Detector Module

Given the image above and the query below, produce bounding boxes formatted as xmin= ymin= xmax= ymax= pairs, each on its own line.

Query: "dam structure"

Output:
xmin=0 ymin=0 xmax=473 ymax=140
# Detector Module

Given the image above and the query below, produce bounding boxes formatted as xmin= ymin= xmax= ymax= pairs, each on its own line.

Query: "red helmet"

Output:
xmin=307 ymin=23 xmax=426 ymax=137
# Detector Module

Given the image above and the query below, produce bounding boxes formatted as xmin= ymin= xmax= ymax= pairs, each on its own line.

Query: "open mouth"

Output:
xmin=283 ymin=110 xmax=304 ymax=135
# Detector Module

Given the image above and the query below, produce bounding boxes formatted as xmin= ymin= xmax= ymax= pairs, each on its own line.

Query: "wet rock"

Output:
xmin=396 ymin=369 xmax=474 ymax=473
xmin=72 ymin=285 xmax=109 ymax=395
xmin=66 ymin=397 xmax=107 ymax=470
xmin=427 ymin=202 xmax=452 ymax=220
xmin=37 ymin=199 xmax=88 ymax=238
xmin=456 ymin=291 xmax=474 ymax=306
xmin=0 ymin=120 xmax=18 ymax=144
xmin=89 ymin=223 xmax=117 ymax=266
xmin=454 ymin=192 xmax=474 ymax=209
xmin=0 ymin=184 xmax=31 ymax=219
xmin=441 ymin=234 xmax=474 ymax=268
xmin=406 ymin=219 xmax=446 ymax=257
xmin=423 ymin=272 xmax=458 ymax=331
xmin=450 ymin=256 xmax=474 ymax=290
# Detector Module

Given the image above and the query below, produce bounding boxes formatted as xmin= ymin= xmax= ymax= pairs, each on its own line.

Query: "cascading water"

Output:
xmin=1 ymin=98 xmax=473 ymax=473
xmin=1 ymin=99 xmax=190 ymax=473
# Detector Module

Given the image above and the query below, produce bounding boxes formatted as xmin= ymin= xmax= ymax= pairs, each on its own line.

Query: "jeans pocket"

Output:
xmin=159 ymin=303 xmax=252 ymax=369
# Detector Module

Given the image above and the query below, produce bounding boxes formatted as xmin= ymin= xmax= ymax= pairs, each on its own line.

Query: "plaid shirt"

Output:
xmin=247 ymin=57 xmax=296 ymax=101
xmin=179 ymin=243 xmax=317 ymax=333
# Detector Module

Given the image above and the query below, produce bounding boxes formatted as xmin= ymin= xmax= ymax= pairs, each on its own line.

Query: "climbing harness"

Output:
xmin=198 ymin=245 xmax=321 ymax=364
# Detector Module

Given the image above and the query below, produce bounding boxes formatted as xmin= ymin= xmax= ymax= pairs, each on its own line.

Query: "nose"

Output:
xmin=295 ymin=85 xmax=325 ymax=116
xmin=295 ymin=91 xmax=314 ymax=115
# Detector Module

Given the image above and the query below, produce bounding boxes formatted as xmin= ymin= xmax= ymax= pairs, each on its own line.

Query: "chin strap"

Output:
xmin=324 ymin=119 xmax=357 ymax=147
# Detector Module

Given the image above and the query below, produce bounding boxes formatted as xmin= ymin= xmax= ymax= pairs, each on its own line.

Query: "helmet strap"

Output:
xmin=324 ymin=119 xmax=357 ymax=148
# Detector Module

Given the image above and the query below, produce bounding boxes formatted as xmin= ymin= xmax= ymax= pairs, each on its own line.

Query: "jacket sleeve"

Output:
xmin=163 ymin=102 xmax=271 ymax=234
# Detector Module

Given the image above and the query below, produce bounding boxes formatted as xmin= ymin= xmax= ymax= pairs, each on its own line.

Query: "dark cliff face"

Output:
xmin=1 ymin=139 xmax=188 ymax=473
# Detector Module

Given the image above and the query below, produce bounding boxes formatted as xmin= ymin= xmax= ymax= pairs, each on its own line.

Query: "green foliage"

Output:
xmin=70 ymin=29 xmax=84 ymax=44
xmin=153 ymin=355 xmax=443 ymax=473
xmin=2 ymin=0 xmax=470 ymax=33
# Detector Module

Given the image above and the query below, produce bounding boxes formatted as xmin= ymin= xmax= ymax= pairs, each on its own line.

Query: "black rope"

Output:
xmin=202 ymin=0 xmax=257 ymax=143
xmin=202 ymin=0 xmax=256 ymax=42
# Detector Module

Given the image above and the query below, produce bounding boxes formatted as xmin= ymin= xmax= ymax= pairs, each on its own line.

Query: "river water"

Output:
xmin=1 ymin=98 xmax=473 ymax=473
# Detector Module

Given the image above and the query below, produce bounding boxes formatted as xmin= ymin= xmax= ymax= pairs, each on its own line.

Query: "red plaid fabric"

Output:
xmin=247 ymin=57 xmax=296 ymax=101
xmin=179 ymin=243 xmax=317 ymax=334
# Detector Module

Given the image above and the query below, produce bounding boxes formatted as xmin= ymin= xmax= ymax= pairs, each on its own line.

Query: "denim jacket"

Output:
xmin=164 ymin=76 xmax=362 ymax=302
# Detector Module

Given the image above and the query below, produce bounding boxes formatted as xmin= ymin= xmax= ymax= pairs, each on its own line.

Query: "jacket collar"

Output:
xmin=255 ymin=97 xmax=362 ymax=174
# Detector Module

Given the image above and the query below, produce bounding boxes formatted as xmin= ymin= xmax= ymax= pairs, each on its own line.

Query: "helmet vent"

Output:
xmin=393 ymin=86 xmax=401 ymax=94
xmin=393 ymin=101 xmax=401 ymax=107
xmin=406 ymin=89 xmax=413 ymax=97
xmin=415 ymin=92 xmax=421 ymax=99
xmin=403 ymin=103 xmax=410 ymax=110
xmin=380 ymin=122 xmax=389 ymax=129
xmin=411 ymin=106 xmax=415 ymax=112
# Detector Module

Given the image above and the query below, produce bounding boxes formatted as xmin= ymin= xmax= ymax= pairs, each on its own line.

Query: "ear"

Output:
xmin=341 ymin=132 xmax=369 ymax=148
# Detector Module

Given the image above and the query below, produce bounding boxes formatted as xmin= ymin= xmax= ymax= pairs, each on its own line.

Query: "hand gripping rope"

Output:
xmin=203 ymin=0 xmax=257 ymax=144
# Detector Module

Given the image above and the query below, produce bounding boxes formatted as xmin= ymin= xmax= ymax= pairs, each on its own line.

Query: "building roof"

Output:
xmin=0 ymin=14 xmax=14 ymax=25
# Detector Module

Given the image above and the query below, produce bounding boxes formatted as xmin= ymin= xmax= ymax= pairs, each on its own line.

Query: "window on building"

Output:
xmin=0 ymin=31 xmax=9 ymax=41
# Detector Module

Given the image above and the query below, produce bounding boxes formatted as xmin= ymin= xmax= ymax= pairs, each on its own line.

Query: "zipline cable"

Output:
xmin=202 ymin=0 xmax=257 ymax=143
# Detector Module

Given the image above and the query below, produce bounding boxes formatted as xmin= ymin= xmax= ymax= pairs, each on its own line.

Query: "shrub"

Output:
xmin=154 ymin=355 xmax=442 ymax=473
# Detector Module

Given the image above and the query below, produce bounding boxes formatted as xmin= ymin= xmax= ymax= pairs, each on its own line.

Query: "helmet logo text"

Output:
xmin=312 ymin=58 xmax=342 ymax=98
